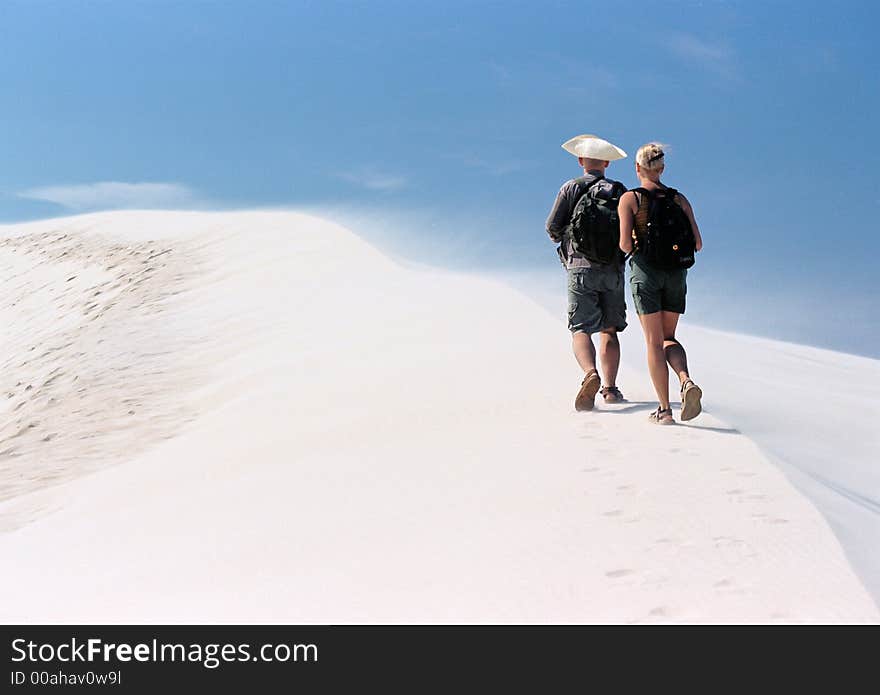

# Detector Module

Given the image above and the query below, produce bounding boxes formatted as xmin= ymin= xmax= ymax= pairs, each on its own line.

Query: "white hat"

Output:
xmin=561 ymin=134 xmax=627 ymax=161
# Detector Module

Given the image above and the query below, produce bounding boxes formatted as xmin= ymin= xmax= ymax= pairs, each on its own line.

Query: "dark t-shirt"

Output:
xmin=546 ymin=170 xmax=627 ymax=269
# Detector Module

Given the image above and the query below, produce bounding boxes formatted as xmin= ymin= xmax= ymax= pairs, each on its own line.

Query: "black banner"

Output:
xmin=0 ymin=624 xmax=868 ymax=692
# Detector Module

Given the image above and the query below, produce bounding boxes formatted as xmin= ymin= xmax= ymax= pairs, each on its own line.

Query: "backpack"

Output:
xmin=567 ymin=176 xmax=625 ymax=265
xmin=633 ymin=187 xmax=696 ymax=270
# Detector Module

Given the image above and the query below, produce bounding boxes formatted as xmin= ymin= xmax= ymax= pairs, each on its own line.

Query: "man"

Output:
xmin=546 ymin=134 xmax=628 ymax=411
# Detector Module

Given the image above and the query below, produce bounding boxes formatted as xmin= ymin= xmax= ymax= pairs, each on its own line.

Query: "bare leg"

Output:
xmin=598 ymin=329 xmax=620 ymax=386
xmin=571 ymin=331 xmax=597 ymax=374
xmin=661 ymin=311 xmax=691 ymax=385
xmin=638 ymin=312 xmax=670 ymax=409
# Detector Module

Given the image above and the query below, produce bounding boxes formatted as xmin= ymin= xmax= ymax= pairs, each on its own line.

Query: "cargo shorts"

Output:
xmin=629 ymin=253 xmax=687 ymax=315
xmin=567 ymin=265 xmax=627 ymax=334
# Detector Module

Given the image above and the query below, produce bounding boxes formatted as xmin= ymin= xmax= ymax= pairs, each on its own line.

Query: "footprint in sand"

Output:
xmin=713 ymin=578 xmax=746 ymax=595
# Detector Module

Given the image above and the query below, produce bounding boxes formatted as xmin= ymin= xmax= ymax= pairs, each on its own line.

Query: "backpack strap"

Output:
xmin=564 ymin=175 xmax=607 ymax=243
xmin=631 ymin=186 xmax=651 ymax=211
xmin=570 ymin=175 xmax=607 ymax=210
xmin=574 ymin=174 xmax=605 ymax=194
xmin=631 ymin=187 xmax=653 ymax=248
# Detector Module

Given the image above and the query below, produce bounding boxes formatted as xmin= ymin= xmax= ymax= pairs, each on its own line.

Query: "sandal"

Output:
xmin=680 ymin=379 xmax=703 ymax=421
xmin=649 ymin=407 xmax=674 ymax=425
xmin=600 ymin=385 xmax=625 ymax=404
xmin=575 ymin=369 xmax=601 ymax=411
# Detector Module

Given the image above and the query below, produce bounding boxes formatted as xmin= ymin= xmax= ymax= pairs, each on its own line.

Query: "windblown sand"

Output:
xmin=0 ymin=210 xmax=876 ymax=623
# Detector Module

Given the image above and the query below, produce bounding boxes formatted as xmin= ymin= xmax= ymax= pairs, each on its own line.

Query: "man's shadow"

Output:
xmin=592 ymin=401 xmax=656 ymax=415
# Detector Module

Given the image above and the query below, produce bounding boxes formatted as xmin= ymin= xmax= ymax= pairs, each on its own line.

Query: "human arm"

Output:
xmin=545 ymin=182 xmax=575 ymax=243
xmin=618 ymin=190 xmax=637 ymax=254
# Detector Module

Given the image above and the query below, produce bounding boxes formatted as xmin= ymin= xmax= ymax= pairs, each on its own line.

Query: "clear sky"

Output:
xmin=1 ymin=0 xmax=877 ymax=356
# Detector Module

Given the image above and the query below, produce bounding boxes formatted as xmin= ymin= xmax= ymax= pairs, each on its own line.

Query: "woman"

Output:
xmin=618 ymin=143 xmax=703 ymax=425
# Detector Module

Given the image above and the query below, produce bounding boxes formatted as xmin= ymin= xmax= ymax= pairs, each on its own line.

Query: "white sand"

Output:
xmin=0 ymin=210 xmax=876 ymax=623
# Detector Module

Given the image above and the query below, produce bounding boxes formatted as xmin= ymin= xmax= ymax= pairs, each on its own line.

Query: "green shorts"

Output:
xmin=567 ymin=266 xmax=627 ymax=334
xmin=629 ymin=253 xmax=687 ymax=315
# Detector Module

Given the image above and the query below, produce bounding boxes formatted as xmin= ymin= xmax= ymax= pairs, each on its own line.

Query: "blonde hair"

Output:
xmin=636 ymin=142 xmax=667 ymax=172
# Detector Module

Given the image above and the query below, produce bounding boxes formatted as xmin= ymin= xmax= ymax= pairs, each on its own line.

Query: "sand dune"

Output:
xmin=0 ymin=210 xmax=876 ymax=623
xmin=0 ymin=223 xmax=207 ymax=526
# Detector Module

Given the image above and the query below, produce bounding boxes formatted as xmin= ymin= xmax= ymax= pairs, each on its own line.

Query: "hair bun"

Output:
xmin=636 ymin=142 xmax=668 ymax=171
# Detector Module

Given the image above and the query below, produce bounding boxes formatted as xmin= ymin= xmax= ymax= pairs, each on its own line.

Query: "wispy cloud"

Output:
xmin=18 ymin=181 xmax=199 ymax=210
xmin=335 ymin=169 xmax=408 ymax=192
xmin=667 ymin=33 xmax=739 ymax=80
xmin=448 ymin=153 xmax=531 ymax=176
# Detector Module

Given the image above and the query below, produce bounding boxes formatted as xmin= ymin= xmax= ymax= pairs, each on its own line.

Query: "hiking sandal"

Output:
xmin=575 ymin=369 xmax=601 ymax=412
xmin=600 ymin=385 xmax=625 ymax=404
xmin=649 ymin=407 xmax=674 ymax=425
xmin=680 ymin=379 xmax=703 ymax=421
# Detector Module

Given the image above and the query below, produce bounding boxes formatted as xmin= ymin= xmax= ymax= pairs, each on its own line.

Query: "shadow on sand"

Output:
xmin=677 ymin=422 xmax=741 ymax=435
xmin=591 ymin=401 xmax=656 ymax=415
xmin=585 ymin=402 xmax=742 ymax=435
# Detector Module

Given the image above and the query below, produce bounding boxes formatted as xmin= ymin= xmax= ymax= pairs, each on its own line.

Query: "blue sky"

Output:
xmin=1 ymin=0 xmax=877 ymax=356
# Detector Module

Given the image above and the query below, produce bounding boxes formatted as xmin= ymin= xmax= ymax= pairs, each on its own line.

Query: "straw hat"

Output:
xmin=561 ymin=134 xmax=627 ymax=161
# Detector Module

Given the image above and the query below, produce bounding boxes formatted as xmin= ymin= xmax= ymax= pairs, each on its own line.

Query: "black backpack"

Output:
xmin=567 ymin=176 xmax=625 ymax=265
xmin=633 ymin=187 xmax=696 ymax=270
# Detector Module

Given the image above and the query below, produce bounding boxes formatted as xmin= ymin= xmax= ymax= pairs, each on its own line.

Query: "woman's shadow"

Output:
xmin=593 ymin=400 xmax=741 ymax=434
